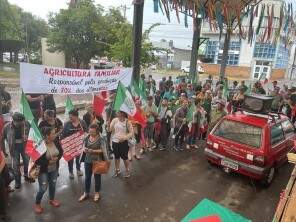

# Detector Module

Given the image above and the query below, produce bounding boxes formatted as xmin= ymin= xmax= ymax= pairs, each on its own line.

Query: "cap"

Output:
xmin=12 ymin=112 xmax=25 ymax=122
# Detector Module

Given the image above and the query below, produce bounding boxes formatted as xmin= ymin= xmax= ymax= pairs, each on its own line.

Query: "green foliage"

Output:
xmin=47 ymin=0 xmax=106 ymax=68
xmin=0 ymin=0 xmax=48 ymax=62
xmin=109 ymin=22 xmax=164 ymax=67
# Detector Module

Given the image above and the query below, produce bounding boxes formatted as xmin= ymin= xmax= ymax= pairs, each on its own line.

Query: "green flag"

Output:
xmin=20 ymin=91 xmax=34 ymax=123
xmin=139 ymin=78 xmax=146 ymax=97
xmin=223 ymin=80 xmax=229 ymax=99
xmin=246 ymin=84 xmax=252 ymax=95
xmin=65 ymin=96 xmax=74 ymax=115
xmin=186 ymin=103 xmax=195 ymax=122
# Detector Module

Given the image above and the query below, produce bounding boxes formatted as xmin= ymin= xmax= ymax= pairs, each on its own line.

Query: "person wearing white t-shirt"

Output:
xmin=109 ymin=111 xmax=134 ymax=178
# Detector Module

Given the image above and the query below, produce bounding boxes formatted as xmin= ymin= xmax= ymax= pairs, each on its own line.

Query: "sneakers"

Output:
xmin=49 ymin=200 xmax=61 ymax=207
xmin=14 ymin=184 xmax=21 ymax=190
xmin=34 ymin=204 xmax=44 ymax=214
xmin=159 ymin=146 xmax=166 ymax=151
xmin=77 ymin=170 xmax=83 ymax=177
xmin=69 ymin=173 xmax=74 ymax=179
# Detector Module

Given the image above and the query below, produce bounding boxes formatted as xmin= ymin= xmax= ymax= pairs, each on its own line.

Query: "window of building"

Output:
xmin=275 ymin=44 xmax=289 ymax=69
xmin=205 ymin=41 xmax=240 ymax=65
xmin=253 ymin=42 xmax=276 ymax=59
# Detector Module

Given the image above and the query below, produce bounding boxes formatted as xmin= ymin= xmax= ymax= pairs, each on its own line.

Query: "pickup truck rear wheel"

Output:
xmin=261 ymin=167 xmax=275 ymax=187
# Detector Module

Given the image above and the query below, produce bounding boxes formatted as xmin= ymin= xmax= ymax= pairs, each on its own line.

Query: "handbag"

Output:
xmin=92 ymin=160 xmax=110 ymax=174
xmin=28 ymin=159 xmax=40 ymax=180
xmin=125 ymin=120 xmax=136 ymax=146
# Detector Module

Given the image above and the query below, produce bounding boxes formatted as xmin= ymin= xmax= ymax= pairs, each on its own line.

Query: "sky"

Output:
xmin=7 ymin=0 xmax=194 ymax=48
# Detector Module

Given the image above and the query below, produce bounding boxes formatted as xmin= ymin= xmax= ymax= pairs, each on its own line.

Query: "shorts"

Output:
xmin=112 ymin=141 xmax=129 ymax=160
xmin=144 ymin=122 xmax=154 ymax=139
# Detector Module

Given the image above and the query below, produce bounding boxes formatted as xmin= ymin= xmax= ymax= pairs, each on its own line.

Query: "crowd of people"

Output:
xmin=0 ymin=74 xmax=296 ymax=220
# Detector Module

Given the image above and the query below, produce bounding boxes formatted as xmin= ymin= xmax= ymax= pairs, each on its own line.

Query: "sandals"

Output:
xmin=112 ymin=170 xmax=121 ymax=178
xmin=93 ymin=193 xmax=100 ymax=202
xmin=78 ymin=193 xmax=89 ymax=202
xmin=124 ymin=170 xmax=131 ymax=178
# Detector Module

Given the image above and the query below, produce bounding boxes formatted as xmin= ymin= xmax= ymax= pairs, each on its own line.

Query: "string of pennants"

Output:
xmin=152 ymin=0 xmax=296 ymax=45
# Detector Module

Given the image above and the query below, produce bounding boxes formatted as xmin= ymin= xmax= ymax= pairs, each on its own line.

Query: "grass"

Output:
xmin=0 ymin=62 xmax=20 ymax=79
xmin=0 ymin=70 xmax=19 ymax=79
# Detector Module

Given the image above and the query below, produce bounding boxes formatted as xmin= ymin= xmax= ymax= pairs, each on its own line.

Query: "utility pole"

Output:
xmin=120 ymin=5 xmax=131 ymax=20
xmin=131 ymin=0 xmax=144 ymax=84
xmin=189 ymin=15 xmax=202 ymax=84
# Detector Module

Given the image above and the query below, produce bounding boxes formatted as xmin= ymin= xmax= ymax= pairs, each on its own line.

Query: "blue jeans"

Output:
xmin=84 ymin=163 xmax=101 ymax=194
xmin=68 ymin=156 xmax=81 ymax=174
xmin=12 ymin=143 xmax=29 ymax=186
xmin=35 ymin=170 xmax=58 ymax=204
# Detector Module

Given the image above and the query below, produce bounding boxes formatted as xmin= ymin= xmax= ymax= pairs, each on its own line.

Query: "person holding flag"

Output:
xmin=2 ymin=113 xmax=32 ymax=189
xmin=186 ymin=100 xmax=201 ymax=150
xmin=34 ymin=127 xmax=62 ymax=214
xmin=62 ymin=109 xmax=87 ymax=179
xmin=173 ymin=99 xmax=189 ymax=151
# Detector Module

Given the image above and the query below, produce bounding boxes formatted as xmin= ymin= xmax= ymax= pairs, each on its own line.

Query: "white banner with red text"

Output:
xmin=20 ymin=63 xmax=132 ymax=94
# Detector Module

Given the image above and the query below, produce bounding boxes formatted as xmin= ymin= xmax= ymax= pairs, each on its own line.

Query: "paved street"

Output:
xmin=7 ymin=140 xmax=293 ymax=222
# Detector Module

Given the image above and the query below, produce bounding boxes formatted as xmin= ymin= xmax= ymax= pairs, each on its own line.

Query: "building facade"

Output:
xmin=202 ymin=0 xmax=291 ymax=80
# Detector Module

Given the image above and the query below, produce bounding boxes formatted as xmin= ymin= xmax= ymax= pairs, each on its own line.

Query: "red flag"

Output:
xmin=101 ymin=91 xmax=108 ymax=100
xmin=93 ymin=94 xmax=106 ymax=116
xmin=191 ymin=215 xmax=222 ymax=222
xmin=129 ymin=108 xmax=147 ymax=127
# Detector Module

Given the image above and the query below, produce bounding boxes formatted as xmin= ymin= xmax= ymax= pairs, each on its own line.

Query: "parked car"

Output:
xmin=205 ymin=111 xmax=296 ymax=186
xmin=181 ymin=65 xmax=204 ymax=74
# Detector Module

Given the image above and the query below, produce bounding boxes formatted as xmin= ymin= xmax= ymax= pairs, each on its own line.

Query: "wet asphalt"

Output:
xmin=6 ymin=140 xmax=293 ymax=222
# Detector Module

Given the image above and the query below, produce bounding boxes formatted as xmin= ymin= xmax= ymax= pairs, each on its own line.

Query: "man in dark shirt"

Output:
xmin=42 ymin=94 xmax=56 ymax=115
xmin=105 ymin=92 xmax=116 ymax=159
xmin=83 ymin=105 xmax=104 ymax=132
xmin=2 ymin=113 xmax=32 ymax=189
xmin=26 ymin=94 xmax=44 ymax=123
xmin=62 ymin=109 xmax=87 ymax=179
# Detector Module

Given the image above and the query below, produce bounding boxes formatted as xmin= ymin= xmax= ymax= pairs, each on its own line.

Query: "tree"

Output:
xmin=47 ymin=0 xmax=105 ymax=68
xmin=109 ymin=23 xmax=162 ymax=67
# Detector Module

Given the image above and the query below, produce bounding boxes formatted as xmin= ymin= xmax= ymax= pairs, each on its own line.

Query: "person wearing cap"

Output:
xmin=2 ymin=113 xmax=31 ymax=189
xmin=271 ymin=87 xmax=284 ymax=112
xmin=209 ymin=100 xmax=227 ymax=132
xmin=143 ymin=96 xmax=158 ymax=151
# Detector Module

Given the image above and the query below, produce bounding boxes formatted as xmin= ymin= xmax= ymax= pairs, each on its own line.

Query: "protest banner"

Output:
xmin=20 ymin=63 xmax=132 ymax=94
xmin=60 ymin=130 xmax=85 ymax=161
